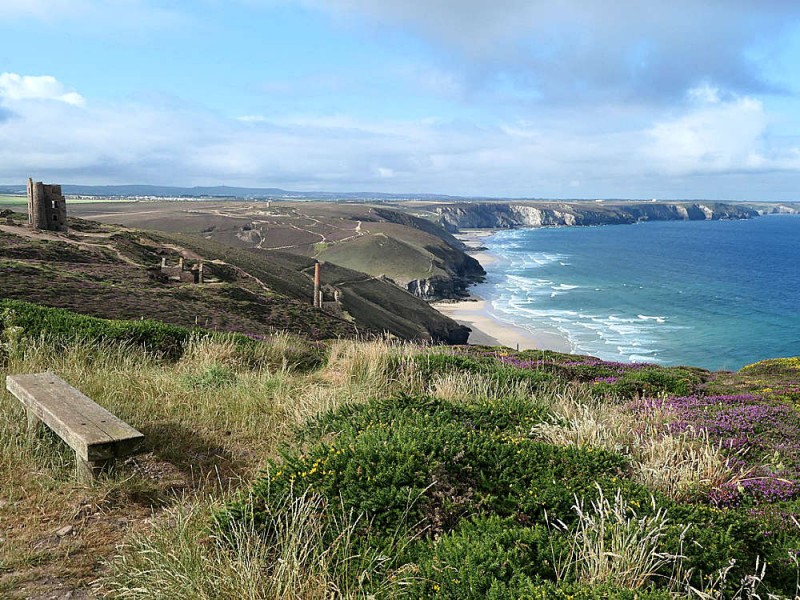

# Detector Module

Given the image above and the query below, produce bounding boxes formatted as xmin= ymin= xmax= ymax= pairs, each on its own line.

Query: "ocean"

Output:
xmin=473 ymin=214 xmax=800 ymax=371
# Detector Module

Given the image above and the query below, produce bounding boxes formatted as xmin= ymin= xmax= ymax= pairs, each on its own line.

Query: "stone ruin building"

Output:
xmin=160 ymin=257 xmax=204 ymax=284
xmin=311 ymin=261 xmax=345 ymax=317
xmin=27 ymin=178 xmax=68 ymax=232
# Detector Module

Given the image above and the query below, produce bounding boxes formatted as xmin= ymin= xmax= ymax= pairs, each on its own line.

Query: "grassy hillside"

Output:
xmin=70 ymin=200 xmax=486 ymax=299
xmin=0 ymin=213 xmax=469 ymax=343
xmin=2 ymin=304 xmax=800 ymax=597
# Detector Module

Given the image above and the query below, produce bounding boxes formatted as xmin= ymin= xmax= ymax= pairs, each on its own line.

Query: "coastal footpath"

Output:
xmin=434 ymin=200 xmax=799 ymax=231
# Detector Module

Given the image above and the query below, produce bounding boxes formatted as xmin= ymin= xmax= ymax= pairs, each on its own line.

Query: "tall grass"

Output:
xmin=102 ymin=491 xmax=410 ymax=600
xmin=2 ymin=336 xmax=423 ymax=479
xmin=323 ymin=337 xmax=420 ymax=392
xmin=430 ymin=370 xmax=537 ymax=404
xmin=531 ymin=386 xmax=740 ymax=500
xmin=0 ymin=333 xmax=429 ymax=595
xmin=4 ymin=330 xmax=792 ymax=598
xmin=548 ymin=485 xmax=677 ymax=589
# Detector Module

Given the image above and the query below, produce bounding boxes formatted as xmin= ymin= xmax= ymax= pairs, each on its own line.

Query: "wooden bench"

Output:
xmin=6 ymin=372 xmax=144 ymax=482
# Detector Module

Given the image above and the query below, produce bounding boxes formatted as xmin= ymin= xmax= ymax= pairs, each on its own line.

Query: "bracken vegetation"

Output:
xmin=2 ymin=304 xmax=800 ymax=598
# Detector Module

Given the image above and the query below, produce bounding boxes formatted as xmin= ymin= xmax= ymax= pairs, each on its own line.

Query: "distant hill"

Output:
xmin=6 ymin=181 xmax=797 ymax=204
xmin=69 ymin=200 xmax=487 ymax=301
xmin=0 ymin=183 xmax=460 ymax=201
xmin=0 ymin=213 xmax=469 ymax=344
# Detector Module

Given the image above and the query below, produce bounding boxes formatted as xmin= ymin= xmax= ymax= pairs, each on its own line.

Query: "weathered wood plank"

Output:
xmin=6 ymin=373 xmax=143 ymax=462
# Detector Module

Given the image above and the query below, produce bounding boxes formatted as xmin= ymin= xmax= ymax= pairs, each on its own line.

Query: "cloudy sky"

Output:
xmin=2 ymin=1 xmax=800 ymax=200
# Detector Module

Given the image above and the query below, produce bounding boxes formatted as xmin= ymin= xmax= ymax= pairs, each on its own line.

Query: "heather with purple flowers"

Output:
xmin=631 ymin=393 xmax=800 ymax=505
xmin=709 ymin=476 xmax=796 ymax=507
xmin=496 ymin=355 xmax=546 ymax=370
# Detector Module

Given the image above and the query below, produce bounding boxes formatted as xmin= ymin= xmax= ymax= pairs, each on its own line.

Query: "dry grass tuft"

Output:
xmin=101 ymin=491 xmax=404 ymax=600
xmin=548 ymin=485 xmax=677 ymax=589
xmin=431 ymin=370 xmax=535 ymax=404
xmin=531 ymin=386 xmax=741 ymax=500
xmin=0 ymin=334 xmax=428 ymax=596
xmin=322 ymin=337 xmax=420 ymax=392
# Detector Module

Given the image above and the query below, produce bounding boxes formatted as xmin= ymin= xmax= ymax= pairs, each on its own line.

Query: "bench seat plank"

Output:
xmin=6 ymin=373 xmax=143 ymax=462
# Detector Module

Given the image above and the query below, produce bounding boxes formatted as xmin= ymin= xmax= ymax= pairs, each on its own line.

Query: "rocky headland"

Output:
xmin=434 ymin=200 xmax=799 ymax=231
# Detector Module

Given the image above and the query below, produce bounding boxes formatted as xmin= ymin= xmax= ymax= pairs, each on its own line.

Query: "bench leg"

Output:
xmin=76 ymin=457 xmax=111 ymax=483
xmin=25 ymin=408 xmax=43 ymax=441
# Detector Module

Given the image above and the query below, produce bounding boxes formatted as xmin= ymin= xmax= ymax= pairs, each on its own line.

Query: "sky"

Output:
xmin=2 ymin=1 xmax=800 ymax=200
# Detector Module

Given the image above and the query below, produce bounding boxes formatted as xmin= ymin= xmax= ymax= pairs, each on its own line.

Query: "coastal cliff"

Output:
xmin=435 ymin=201 xmax=797 ymax=231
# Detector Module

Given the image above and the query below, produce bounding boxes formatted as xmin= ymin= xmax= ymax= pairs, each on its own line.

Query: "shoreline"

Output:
xmin=433 ymin=298 xmax=573 ymax=353
xmin=439 ymin=230 xmax=573 ymax=353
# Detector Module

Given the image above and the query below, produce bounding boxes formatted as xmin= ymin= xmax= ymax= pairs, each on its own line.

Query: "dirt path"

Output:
xmin=0 ymin=224 xmax=141 ymax=266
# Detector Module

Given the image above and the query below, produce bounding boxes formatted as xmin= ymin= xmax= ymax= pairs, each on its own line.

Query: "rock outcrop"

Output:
xmin=435 ymin=201 xmax=772 ymax=231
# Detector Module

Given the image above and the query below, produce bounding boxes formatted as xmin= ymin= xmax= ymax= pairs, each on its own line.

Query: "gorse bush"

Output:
xmin=410 ymin=515 xmax=558 ymax=597
xmin=0 ymin=299 xmax=324 ymax=370
xmin=606 ymin=365 xmax=700 ymax=398
xmin=5 ymin=302 xmax=799 ymax=598
xmin=219 ymin=394 xmax=641 ymax=590
xmin=415 ymin=352 xmax=554 ymax=389
xmin=218 ymin=390 xmax=796 ymax=598
xmin=1 ymin=299 xmax=193 ymax=359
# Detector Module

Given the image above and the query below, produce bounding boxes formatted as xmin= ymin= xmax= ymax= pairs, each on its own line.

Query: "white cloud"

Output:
xmin=292 ymin=0 xmax=800 ymax=104
xmin=687 ymin=84 xmax=722 ymax=105
xmin=645 ymin=96 xmax=776 ymax=173
xmin=0 ymin=73 xmax=85 ymax=106
xmin=1 ymin=72 xmax=799 ymax=200
xmin=237 ymin=115 xmax=268 ymax=123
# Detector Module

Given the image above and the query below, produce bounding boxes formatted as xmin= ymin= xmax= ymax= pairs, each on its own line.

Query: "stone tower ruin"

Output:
xmin=27 ymin=178 xmax=68 ymax=232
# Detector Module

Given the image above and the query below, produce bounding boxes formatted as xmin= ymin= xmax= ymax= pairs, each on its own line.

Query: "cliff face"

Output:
xmin=435 ymin=202 xmax=770 ymax=231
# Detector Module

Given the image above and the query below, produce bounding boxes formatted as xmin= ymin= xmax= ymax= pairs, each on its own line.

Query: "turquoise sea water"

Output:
xmin=473 ymin=215 xmax=800 ymax=371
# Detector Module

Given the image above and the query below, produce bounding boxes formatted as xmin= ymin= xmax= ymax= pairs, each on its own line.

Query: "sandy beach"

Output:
xmin=437 ymin=229 xmax=574 ymax=352
xmin=453 ymin=230 xmax=500 ymax=267
xmin=434 ymin=299 xmax=573 ymax=352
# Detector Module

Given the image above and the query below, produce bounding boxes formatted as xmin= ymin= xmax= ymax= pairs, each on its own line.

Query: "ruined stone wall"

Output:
xmin=160 ymin=257 xmax=204 ymax=283
xmin=27 ymin=178 xmax=68 ymax=232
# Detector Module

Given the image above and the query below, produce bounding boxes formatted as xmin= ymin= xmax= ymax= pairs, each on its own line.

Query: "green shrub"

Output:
xmin=408 ymin=515 xmax=559 ymax=597
xmin=300 ymin=392 xmax=549 ymax=441
xmin=181 ymin=365 xmax=238 ymax=389
xmin=415 ymin=353 xmax=553 ymax=388
xmin=0 ymin=299 xmax=193 ymax=359
xmin=592 ymin=366 xmax=700 ymax=398
xmin=223 ymin=394 xmax=635 ymax=542
xmin=666 ymin=503 xmax=786 ymax=596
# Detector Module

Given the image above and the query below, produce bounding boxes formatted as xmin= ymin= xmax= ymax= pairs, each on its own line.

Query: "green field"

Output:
xmin=0 ymin=195 xmax=135 ymax=206
xmin=66 ymin=196 xmax=138 ymax=204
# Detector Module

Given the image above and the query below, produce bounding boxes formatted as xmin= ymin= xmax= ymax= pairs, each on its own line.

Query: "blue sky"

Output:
xmin=2 ymin=1 xmax=800 ymax=200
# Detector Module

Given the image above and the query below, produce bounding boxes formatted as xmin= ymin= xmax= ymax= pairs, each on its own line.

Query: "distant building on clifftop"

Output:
xmin=27 ymin=178 xmax=67 ymax=232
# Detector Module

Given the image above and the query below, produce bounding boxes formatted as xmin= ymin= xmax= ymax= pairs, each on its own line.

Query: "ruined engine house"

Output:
xmin=27 ymin=178 xmax=68 ymax=233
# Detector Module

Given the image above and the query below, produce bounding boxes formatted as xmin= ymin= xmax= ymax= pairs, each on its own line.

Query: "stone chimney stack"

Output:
xmin=313 ymin=262 xmax=321 ymax=308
